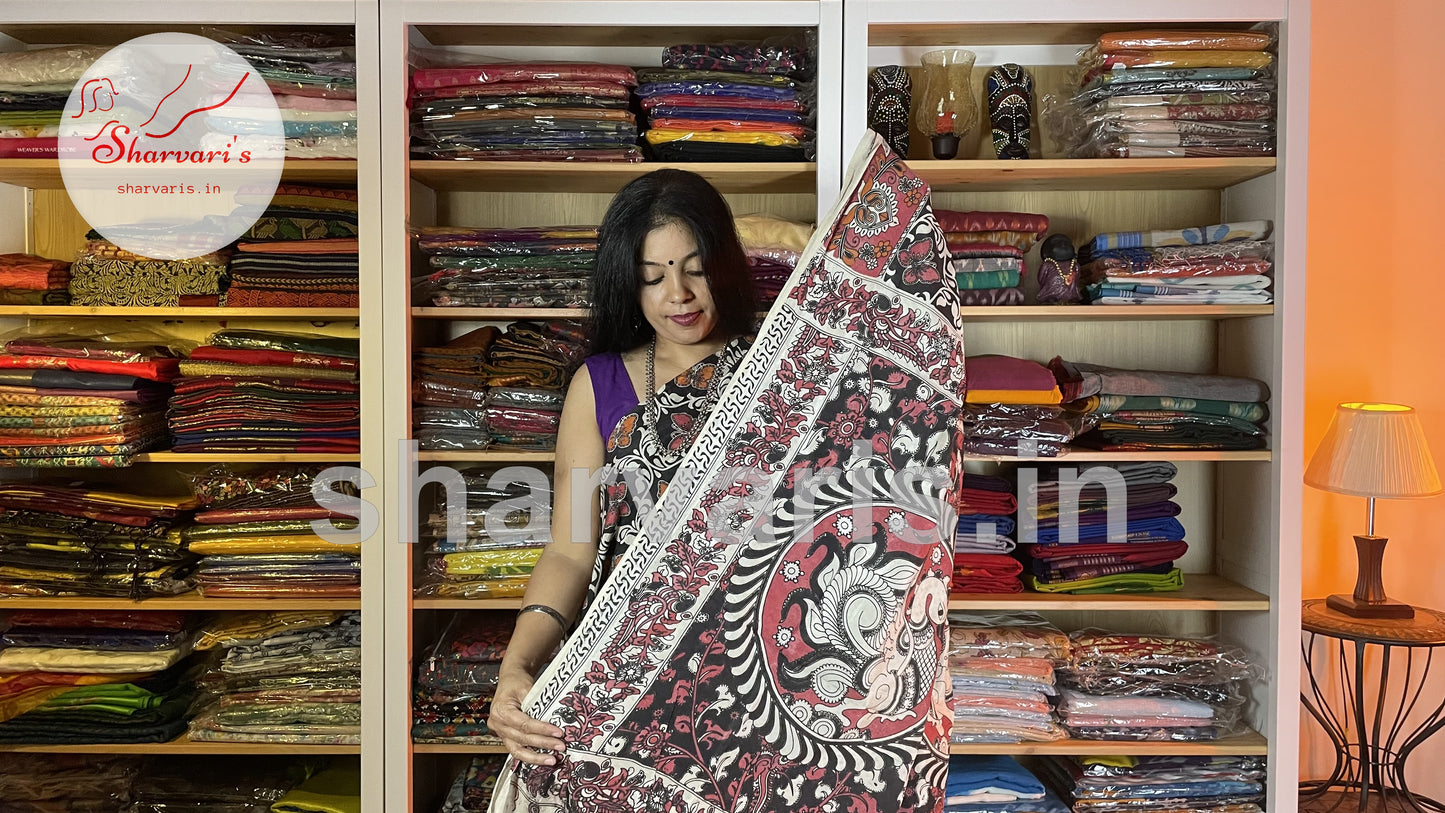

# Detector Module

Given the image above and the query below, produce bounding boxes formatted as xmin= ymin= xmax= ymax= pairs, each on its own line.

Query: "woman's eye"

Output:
xmin=642 ymin=276 xmax=663 ymax=286
xmin=686 ymin=269 xmax=705 ymax=277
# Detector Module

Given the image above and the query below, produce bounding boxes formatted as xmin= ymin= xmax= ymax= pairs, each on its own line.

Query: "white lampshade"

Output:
xmin=1305 ymin=402 xmax=1443 ymax=498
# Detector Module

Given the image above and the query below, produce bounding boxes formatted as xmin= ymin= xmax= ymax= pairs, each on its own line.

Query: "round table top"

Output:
xmin=1303 ymin=599 xmax=1445 ymax=645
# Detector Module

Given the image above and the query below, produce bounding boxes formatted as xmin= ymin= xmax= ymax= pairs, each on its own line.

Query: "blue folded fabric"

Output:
xmin=1028 ymin=516 xmax=1185 ymax=545
xmin=647 ymin=106 xmax=805 ymax=124
xmin=1035 ymin=500 xmax=1181 ymax=528
xmin=958 ymin=514 xmax=1016 ymax=536
xmin=944 ymin=791 xmax=1071 ymax=813
xmin=947 ymin=755 xmax=1046 ymax=798
xmin=634 ymin=82 xmax=798 ymax=101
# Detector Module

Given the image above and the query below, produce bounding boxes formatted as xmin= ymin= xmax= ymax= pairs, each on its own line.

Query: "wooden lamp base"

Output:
xmin=1328 ymin=535 xmax=1416 ymax=620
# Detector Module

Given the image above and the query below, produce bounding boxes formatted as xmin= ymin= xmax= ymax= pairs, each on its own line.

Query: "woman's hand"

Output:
xmin=491 ymin=665 xmax=566 ymax=766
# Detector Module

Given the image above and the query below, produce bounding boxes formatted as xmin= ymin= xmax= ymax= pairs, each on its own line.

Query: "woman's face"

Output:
xmin=638 ymin=221 xmax=719 ymax=346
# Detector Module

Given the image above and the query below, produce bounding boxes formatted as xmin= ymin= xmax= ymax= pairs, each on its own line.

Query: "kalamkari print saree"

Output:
xmin=491 ymin=134 xmax=966 ymax=813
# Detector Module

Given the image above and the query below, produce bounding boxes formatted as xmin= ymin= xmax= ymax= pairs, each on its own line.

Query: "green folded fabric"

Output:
xmin=1026 ymin=568 xmax=1184 ymax=594
xmin=1093 ymin=394 xmax=1268 ymax=422
xmin=955 ymin=269 xmax=1021 ymax=290
xmin=271 ymin=764 xmax=361 ymax=813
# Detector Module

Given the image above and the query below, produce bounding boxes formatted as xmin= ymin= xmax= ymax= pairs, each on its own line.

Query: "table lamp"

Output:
xmin=1304 ymin=402 xmax=1442 ymax=619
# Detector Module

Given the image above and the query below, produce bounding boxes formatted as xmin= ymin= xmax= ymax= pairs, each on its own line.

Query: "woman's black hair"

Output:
xmin=588 ymin=169 xmax=757 ymax=354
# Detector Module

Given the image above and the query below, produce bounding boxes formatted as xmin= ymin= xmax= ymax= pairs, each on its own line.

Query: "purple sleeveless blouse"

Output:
xmin=583 ymin=352 xmax=640 ymax=443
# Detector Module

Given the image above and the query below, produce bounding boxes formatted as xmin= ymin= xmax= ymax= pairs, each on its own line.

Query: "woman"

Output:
xmin=490 ymin=168 xmax=757 ymax=767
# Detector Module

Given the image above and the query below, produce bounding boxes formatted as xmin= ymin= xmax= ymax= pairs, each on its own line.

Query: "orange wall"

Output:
xmin=1304 ymin=0 xmax=1445 ymax=786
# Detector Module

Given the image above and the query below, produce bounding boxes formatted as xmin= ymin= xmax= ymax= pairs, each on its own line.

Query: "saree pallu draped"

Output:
xmin=492 ymin=135 xmax=961 ymax=812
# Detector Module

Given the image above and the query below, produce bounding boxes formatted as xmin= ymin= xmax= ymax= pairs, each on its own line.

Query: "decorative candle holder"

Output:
xmin=914 ymin=49 xmax=977 ymax=160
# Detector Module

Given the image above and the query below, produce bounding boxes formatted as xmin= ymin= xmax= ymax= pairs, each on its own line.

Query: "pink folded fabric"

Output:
xmin=935 ymin=210 xmax=1050 ymax=236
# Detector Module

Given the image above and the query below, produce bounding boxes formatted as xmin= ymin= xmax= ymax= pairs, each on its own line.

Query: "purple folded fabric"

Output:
xmin=634 ymin=82 xmax=799 ymax=101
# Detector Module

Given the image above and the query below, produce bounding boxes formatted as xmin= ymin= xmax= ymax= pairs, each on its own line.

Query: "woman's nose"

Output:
xmin=663 ymin=272 xmax=693 ymax=302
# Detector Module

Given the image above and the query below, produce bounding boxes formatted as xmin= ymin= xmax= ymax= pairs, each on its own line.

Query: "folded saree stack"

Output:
xmin=412 ymin=612 xmax=510 ymax=743
xmin=0 ymin=754 xmax=141 ymax=811
xmin=947 ymin=612 xmax=1069 ymax=744
xmin=938 ymin=210 xmax=1050 ymax=306
xmin=946 ymin=755 xmax=1070 ymax=813
xmin=1081 ymin=220 xmax=1273 ymax=305
xmin=414 ymin=225 xmax=596 ymax=309
xmin=129 ymin=756 xmax=321 ymax=812
xmin=272 ymin=764 xmax=362 ymax=813
xmin=416 ymin=468 xmax=549 ymax=599
xmin=410 ymin=62 xmax=640 ymax=161
xmin=734 ymin=213 xmax=813 ymax=306
xmin=182 ymin=465 xmax=362 ymax=598
xmin=0 ymin=483 xmax=196 ymax=597
xmin=189 ymin=611 xmax=361 ymax=744
xmin=1056 ymin=630 xmax=1257 ymax=742
xmin=227 ymin=185 xmax=361 ymax=307
xmin=1035 ymin=755 xmax=1266 ymax=813
xmin=637 ymin=41 xmax=814 ymax=162
xmin=169 ymin=329 xmax=360 ymax=453
xmin=0 ymin=609 xmax=199 ymax=744
xmin=0 ymin=329 xmax=178 ymax=466
xmin=1021 ymin=461 xmax=1186 ymax=594
xmin=1052 ymin=357 xmax=1269 ymax=451
xmin=439 ymin=756 xmax=507 ymax=813
xmin=413 ymin=321 xmax=586 ymax=451
xmin=963 ymin=354 xmax=1095 ymax=457
xmin=953 ymin=473 xmax=1022 ymax=593
xmin=1058 ymin=29 xmax=1277 ymax=158
xmin=67 ymin=237 xmax=229 ymax=307
xmin=0 ymin=252 xmax=70 ymax=305
xmin=209 ymin=31 xmax=358 ymax=159
xmin=0 ymin=45 xmax=103 ymax=158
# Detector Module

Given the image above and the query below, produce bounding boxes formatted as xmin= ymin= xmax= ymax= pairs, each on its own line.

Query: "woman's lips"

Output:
xmin=670 ymin=312 xmax=701 ymax=326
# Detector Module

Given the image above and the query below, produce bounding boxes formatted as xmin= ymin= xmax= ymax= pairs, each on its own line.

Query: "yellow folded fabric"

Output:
xmin=176 ymin=361 xmax=358 ymax=381
xmin=440 ymin=547 xmax=543 ymax=577
xmin=195 ymin=611 xmax=347 ymax=651
xmin=187 ymin=536 xmax=361 ymax=555
xmin=964 ymin=388 xmax=1063 ymax=406
xmin=271 ymin=764 xmax=361 ymax=813
xmin=734 ymin=214 xmax=814 ymax=252
xmin=0 ymin=645 xmax=187 ymax=674
xmin=426 ymin=577 xmax=530 ymax=598
xmin=643 ymin=129 xmax=801 ymax=147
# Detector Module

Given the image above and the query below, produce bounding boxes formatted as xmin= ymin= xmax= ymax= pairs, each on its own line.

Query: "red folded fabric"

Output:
xmin=413 ymin=81 xmax=633 ymax=102
xmin=412 ymin=63 xmax=637 ymax=92
xmin=957 ymin=489 xmax=1017 ymax=515
xmin=935 ymin=210 xmax=1050 ymax=235
xmin=966 ymin=354 xmax=1058 ymax=393
xmin=0 ymin=253 xmax=70 ymax=291
xmin=945 ymin=242 xmax=1024 ymax=259
xmin=1026 ymin=540 xmax=1189 ymax=562
xmin=234 ymin=239 xmax=359 ymax=254
xmin=9 ymin=610 xmax=189 ymax=633
xmin=187 ymin=346 xmax=358 ymax=372
xmin=0 ymin=355 xmax=179 ymax=382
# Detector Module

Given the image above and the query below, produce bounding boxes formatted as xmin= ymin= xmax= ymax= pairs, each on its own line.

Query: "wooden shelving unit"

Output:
xmin=0 ymin=596 xmax=362 ymax=611
xmin=0 ymin=734 xmax=362 ymax=755
xmin=409 ymin=160 xmax=816 ymax=193
xmin=0 ymin=306 xmax=359 ymax=319
xmin=134 ymin=451 xmax=362 ymax=464
xmin=0 ymin=158 xmax=358 ymax=190
xmin=909 ymin=157 xmax=1277 ymax=192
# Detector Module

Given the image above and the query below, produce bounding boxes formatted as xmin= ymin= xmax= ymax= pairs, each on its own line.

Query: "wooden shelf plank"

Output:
xmin=412 ymin=307 xmax=587 ymax=320
xmin=413 ymin=575 xmax=1267 ymax=612
xmin=414 ymin=732 xmax=1265 ymax=756
xmin=967 ymin=450 xmax=1272 ymax=463
xmin=0 ymin=159 xmax=357 ymax=190
xmin=867 ymin=20 xmax=1266 ymax=47
xmin=135 ymin=452 xmax=362 ymax=463
xmin=0 ymin=732 xmax=360 ymax=755
xmin=0 ymin=596 xmax=361 ymax=611
xmin=0 ymin=306 xmax=358 ymax=319
xmin=416 ymin=450 xmax=556 ymax=463
xmin=909 ymin=158 xmax=1276 ymax=192
xmin=413 ymin=305 xmax=1272 ymax=322
xmin=409 ymin=161 xmax=816 ymax=194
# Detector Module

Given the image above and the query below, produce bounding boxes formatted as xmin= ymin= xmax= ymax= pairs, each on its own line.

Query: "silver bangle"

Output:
xmin=519 ymin=604 xmax=570 ymax=631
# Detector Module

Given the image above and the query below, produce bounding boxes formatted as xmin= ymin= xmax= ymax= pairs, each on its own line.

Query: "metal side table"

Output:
xmin=1301 ymin=598 xmax=1445 ymax=813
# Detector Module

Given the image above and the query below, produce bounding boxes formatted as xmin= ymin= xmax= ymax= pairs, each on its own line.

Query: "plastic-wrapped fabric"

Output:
xmin=0 ymin=46 xmax=107 ymax=86
xmin=948 ymin=612 xmax=1070 ymax=661
xmin=195 ymin=611 xmax=346 ymax=650
xmin=937 ymin=211 xmax=1050 ymax=235
xmin=413 ymin=81 xmax=633 ymax=103
xmin=1094 ymin=32 xmax=1274 ymax=52
xmin=661 ymin=43 xmax=811 ymax=79
xmin=641 ymin=93 xmax=806 ymax=112
xmin=412 ymin=63 xmax=637 ymax=92
xmin=127 ymin=756 xmax=316 ymax=812
xmin=1083 ymin=51 xmax=1274 ymax=71
xmin=428 ymin=547 xmax=543 ymax=579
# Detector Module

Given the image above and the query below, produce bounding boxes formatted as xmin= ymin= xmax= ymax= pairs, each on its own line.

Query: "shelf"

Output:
xmin=0 ymin=159 xmax=358 ymax=190
xmin=413 ymin=732 xmax=1265 ymax=756
xmin=957 ymin=305 xmax=1272 ymax=321
xmin=416 ymin=451 xmax=556 ymax=463
xmin=0 ymin=733 xmax=360 ymax=755
xmin=414 ymin=306 xmax=1272 ymax=322
xmin=0 ymin=596 xmax=361 ymax=611
xmin=413 ymin=575 xmax=1267 ymax=612
xmin=134 ymin=452 xmax=362 ymax=463
xmin=866 ymin=20 xmax=1265 ymax=47
xmin=0 ymin=307 xmax=359 ymax=320
xmin=947 ymin=730 xmax=1267 ymax=756
xmin=910 ymin=158 xmax=1276 ymax=192
xmin=409 ymin=161 xmax=816 ymax=194
xmin=966 ymin=450 xmax=1272 ymax=463
xmin=413 ymin=307 xmax=586 ymax=320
